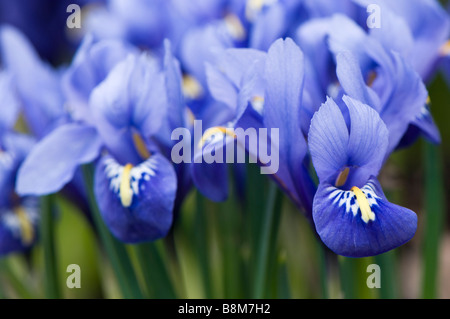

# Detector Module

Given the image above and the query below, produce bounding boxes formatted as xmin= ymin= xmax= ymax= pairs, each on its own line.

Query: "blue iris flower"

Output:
xmin=190 ymin=47 xmax=264 ymax=202
xmin=297 ymin=13 xmax=440 ymax=152
xmin=258 ymin=38 xmax=316 ymax=218
xmin=309 ymin=95 xmax=417 ymax=257
xmin=352 ymin=0 xmax=450 ymax=81
xmin=0 ymin=25 xmax=67 ymax=139
xmin=16 ymin=40 xmax=179 ymax=243
xmin=195 ymin=38 xmax=316 ymax=220
xmin=62 ymin=34 xmax=138 ymax=123
xmin=1 ymin=25 xmax=97 ymax=219
xmin=177 ymin=0 xmax=307 ymax=90
xmin=0 ymin=71 xmax=39 ymax=256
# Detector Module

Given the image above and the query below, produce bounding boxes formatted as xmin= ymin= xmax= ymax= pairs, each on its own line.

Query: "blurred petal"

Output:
xmin=263 ymin=38 xmax=316 ymax=213
xmin=296 ymin=17 xmax=334 ymax=95
xmin=249 ymin=3 xmax=286 ymax=51
xmin=0 ymin=132 xmax=35 ymax=207
xmin=0 ymin=72 xmax=20 ymax=134
xmin=192 ymin=131 xmax=233 ymax=202
xmin=90 ymin=54 xmax=135 ymax=129
xmin=327 ymin=14 xmax=372 ymax=71
xmin=372 ymin=50 xmax=429 ymax=153
xmin=0 ymin=25 xmax=64 ymax=137
xmin=62 ymin=35 xmax=137 ymax=122
xmin=353 ymin=0 xmax=450 ymax=78
xmin=215 ymin=48 xmax=266 ymax=88
xmin=163 ymin=40 xmax=186 ymax=130
xmin=16 ymin=124 xmax=102 ymax=196
xmin=205 ymin=62 xmax=238 ymax=111
xmin=335 ymin=51 xmax=381 ymax=111
xmin=0 ymin=197 xmax=39 ymax=256
xmin=89 ymin=53 xmax=165 ymax=164
xmin=131 ymin=55 xmax=167 ymax=138
xmin=263 ymin=37 xmax=307 ymax=173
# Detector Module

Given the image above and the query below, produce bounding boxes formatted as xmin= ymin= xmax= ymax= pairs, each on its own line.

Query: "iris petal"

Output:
xmin=313 ymin=177 xmax=417 ymax=257
xmin=94 ymin=153 xmax=177 ymax=243
xmin=16 ymin=124 xmax=102 ymax=196
xmin=0 ymin=72 xmax=21 ymax=134
xmin=192 ymin=131 xmax=233 ymax=202
xmin=308 ymin=97 xmax=349 ymax=183
xmin=0 ymin=25 xmax=65 ymax=138
xmin=309 ymin=95 xmax=389 ymax=187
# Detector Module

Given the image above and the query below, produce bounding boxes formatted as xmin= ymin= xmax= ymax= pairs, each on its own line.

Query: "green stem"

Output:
xmin=374 ymin=251 xmax=397 ymax=299
xmin=219 ymin=190 xmax=242 ymax=298
xmin=252 ymin=181 xmax=283 ymax=299
xmin=422 ymin=143 xmax=446 ymax=299
xmin=40 ymin=195 xmax=61 ymax=299
xmin=194 ymin=191 xmax=213 ymax=299
xmin=245 ymin=163 xmax=266 ymax=296
xmin=132 ymin=241 xmax=176 ymax=299
xmin=0 ymin=259 xmax=34 ymax=299
xmin=338 ymin=256 xmax=355 ymax=299
xmin=317 ymin=242 xmax=329 ymax=299
xmin=82 ymin=164 xmax=143 ymax=299
xmin=340 ymin=256 xmax=381 ymax=299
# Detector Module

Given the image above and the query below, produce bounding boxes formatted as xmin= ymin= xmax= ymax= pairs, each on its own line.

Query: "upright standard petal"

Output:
xmin=308 ymin=95 xmax=388 ymax=188
xmin=16 ymin=124 xmax=102 ymax=196
xmin=62 ymin=35 xmax=138 ymax=122
xmin=308 ymin=97 xmax=349 ymax=184
xmin=343 ymin=95 xmax=388 ymax=187
xmin=94 ymin=153 xmax=177 ymax=243
xmin=249 ymin=3 xmax=286 ymax=51
xmin=89 ymin=53 xmax=166 ymax=165
xmin=0 ymin=25 xmax=65 ymax=138
xmin=335 ymin=51 xmax=381 ymax=111
xmin=310 ymin=96 xmax=416 ymax=257
xmin=353 ymin=0 xmax=450 ymax=79
xmin=335 ymin=38 xmax=433 ymax=152
xmin=260 ymin=38 xmax=317 ymax=215
xmin=313 ymin=177 xmax=417 ymax=257
xmin=156 ymin=40 xmax=188 ymax=149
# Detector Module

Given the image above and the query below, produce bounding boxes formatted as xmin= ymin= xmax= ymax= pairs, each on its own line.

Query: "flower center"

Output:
xmin=366 ymin=71 xmax=377 ymax=87
xmin=132 ymin=132 xmax=151 ymax=160
xmin=14 ymin=206 xmax=34 ymax=245
xmin=119 ymin=164 xmax=134 ymax=207
xmin=224 ymin=14 xmax=246 ymax=40
xmin=440 ymin=40 xmax=450 ymax=56
xmin=199 ymin=126 xmax=237 ymax=148
xmin=335 ymin=167 xmax=350 ymax=187
xmin=182 ymin=75 xmax=203 ymax=100
xmin=105 ymin=157 xmax=157 ymax=208
xmin=351 ymin=186 xmax=375 ymax=223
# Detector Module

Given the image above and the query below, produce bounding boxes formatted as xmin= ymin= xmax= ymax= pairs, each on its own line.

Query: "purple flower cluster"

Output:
xmin=0 ymin=0 xmax=449 ymax=257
